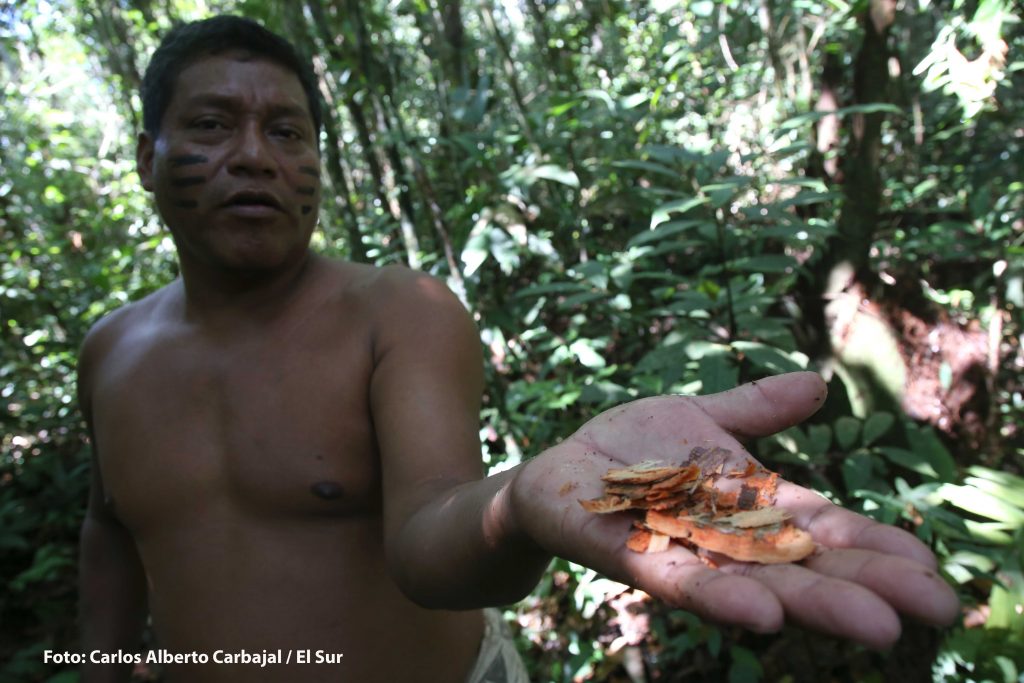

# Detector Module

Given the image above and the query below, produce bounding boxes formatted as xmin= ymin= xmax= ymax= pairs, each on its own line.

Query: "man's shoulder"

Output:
xmin=323 ymin=258 xmax=463 ymax=311
xmin=317 ymin=257 xmax=474 ymax=351
xmin=77 ymin=283 xmax=180 ymax=379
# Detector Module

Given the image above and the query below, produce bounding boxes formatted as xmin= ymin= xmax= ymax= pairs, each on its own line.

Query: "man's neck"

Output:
xmin=176 ymin=251 xmax=318 ymax=330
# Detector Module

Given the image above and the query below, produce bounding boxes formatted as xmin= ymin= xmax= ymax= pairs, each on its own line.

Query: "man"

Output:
xmin=78 ymin=15 xmax=958 ymax=683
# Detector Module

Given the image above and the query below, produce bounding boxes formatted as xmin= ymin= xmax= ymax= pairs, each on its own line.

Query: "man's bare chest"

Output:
xmin=90 ymin=324 xmax=380 ymax=534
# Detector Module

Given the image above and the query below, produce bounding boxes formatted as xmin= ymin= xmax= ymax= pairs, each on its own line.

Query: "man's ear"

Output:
xmin=136 ymin=131 xmax=156 ymax=191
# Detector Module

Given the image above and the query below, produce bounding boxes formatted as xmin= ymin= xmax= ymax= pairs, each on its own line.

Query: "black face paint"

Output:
xmin=169 ymin=154 xmax=209 ymax=167
xmin=296 ymin=170 xmax=318 ymax=216
xmin=310 ymin=481 xmax=344 ymax=500
xmin=166 ymin=157 xmax=207 ymax=210
xmin=171 ymin=176 xmax=205 ymax=188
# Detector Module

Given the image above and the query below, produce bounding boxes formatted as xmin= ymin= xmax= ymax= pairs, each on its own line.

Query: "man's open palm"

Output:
xmin=511 ymin=372 xmax=960 ymax=648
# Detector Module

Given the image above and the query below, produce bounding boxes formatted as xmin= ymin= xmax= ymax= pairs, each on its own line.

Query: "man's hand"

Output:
xmin=510 ymin=371 xmax=960 ymax=649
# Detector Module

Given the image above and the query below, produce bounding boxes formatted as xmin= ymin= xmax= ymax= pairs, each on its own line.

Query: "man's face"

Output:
xmin=138 ymin=52 xmax=321 ymax=274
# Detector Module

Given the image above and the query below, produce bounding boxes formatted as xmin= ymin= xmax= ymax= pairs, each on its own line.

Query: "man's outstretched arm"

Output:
xmin=369 ymin=269 xmax=551 ymax=608
xmin=370 ymin=270 xmax=959 ymax=647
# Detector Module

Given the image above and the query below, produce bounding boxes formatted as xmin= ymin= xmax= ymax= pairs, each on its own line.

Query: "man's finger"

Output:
xmin=776 ymin=482 xmax=939 ymax=569
xmin=695 ymin=371 xmax=828 ymax=439
xmin=619 ymin=547 xmax=785 ymax=634
xmin=721 ymin=561 xmax=903 ymax=649
xmin=801 ymin=548 xmax=960 ymax=627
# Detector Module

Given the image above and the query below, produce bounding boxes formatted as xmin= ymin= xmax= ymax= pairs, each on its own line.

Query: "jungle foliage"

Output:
xmin=1 ymin=0 xmax=1022 ymax=681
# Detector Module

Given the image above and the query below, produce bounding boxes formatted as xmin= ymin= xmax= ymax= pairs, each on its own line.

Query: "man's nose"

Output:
xmin=228 ymin=123 xmax=276 ymax=177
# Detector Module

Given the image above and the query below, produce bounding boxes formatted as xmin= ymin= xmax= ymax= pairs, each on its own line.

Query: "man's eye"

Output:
xmin=193 ymin=119 xmax=226 ymax=130
xmin=274 ymin=127 xmax=302 ymax=140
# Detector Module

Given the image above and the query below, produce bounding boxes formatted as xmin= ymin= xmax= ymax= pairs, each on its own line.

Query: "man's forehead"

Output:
xmin=171 ymin=52 xmax=309 ymax=112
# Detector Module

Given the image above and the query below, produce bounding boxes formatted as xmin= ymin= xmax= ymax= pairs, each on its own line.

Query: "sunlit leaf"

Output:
xmin=650 ymin=197 xmax=709 ymax=228
xmin=938 ymin=484 xmax=1024 ymax=525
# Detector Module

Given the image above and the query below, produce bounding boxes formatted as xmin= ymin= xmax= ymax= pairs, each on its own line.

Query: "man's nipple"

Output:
xmin=310 ymin=481 xmax=344 ymax=500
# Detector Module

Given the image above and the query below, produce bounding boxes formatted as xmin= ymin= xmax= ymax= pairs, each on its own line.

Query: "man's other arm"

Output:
xmin=78 ymin=329 xmax=148 ymax=683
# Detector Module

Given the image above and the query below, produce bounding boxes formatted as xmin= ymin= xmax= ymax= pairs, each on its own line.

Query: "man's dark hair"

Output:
xmin=141 ymin=15 xmax=323 ymax=138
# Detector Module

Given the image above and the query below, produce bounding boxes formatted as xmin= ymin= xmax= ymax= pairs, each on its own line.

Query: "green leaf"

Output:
xmin=730 ymin=254 xmax=798 ymax=273
xmin=697 ymin=350 xmax=737 ymax=395
xmin=777 ymin=191 xmax=843 ymax=209
xmin=580 ymin=88 xmax=616 ymax=111
xmin=628 ymin=219 xmax=709 ymax=248
xmin=987 ymin=567 xmax=1024 ymax=633
xmin=569 ymin=339 xmax=606 ymax=369
xmin=777 ymin=103 xmax=904 ymax=131
xmin=835 ymin=417 xmax=861 ymax=450
xmin=842 ymin=450 xmax=873 ymax=492
xmin=651 ymin=197 xmax=709 ymax=228
xmin=728 ymin=645 xmax=763 ymax=683
xmin=579 ymin=380 xmax=631 ymax=404
xmin=938 ymin=484 xmax=1024 ymax=525
xmin=610 ymin=159 xmax=679 ymax=179
xmin=905 ymin=424 xmax=957 ymax=482
xmin=548 ymin=99 xmax=581 ymax=116
xmin=531 ymin=164 xmax=580 ymax=188
xmin=806 ymin=424 xmax=833 ymax=456
xmin=877 ymin=446 xmax=940 ymax=479
xmin=963 ymin=476 xmax=1024 ymax=510
xmin=962 ymin=521 xmax=1015 ymax=545
xmin=732 ymin=342 xmax=805 ymax=374
xmin=515 ymin=282 xmax=590 ymax=298
xmin=862 ymin=412 xmax=894 ymax=446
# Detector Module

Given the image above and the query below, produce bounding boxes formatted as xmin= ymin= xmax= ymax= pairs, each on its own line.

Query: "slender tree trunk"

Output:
xmin=525 ymin=0 xmax=563 ymax=90
xmin=758 ymin=0 xmax=787 ymax=100
xmin=799 ymin=0 xmax=898 ymax=361
xmin=84 ymin=1 xmax=141 ymax=129
xmin=286 ymin=3 xmax=367 ymax=261
xmin=371 ymin=74 xmax=465 ymax=292
xmin=307 ymin=0 xmax=421 ymax=267
xmin=348 ymin=0 xmax=427 ymax=268
xmin=836 ymin=0 xmax=896 ymax=276
xmin=479 ymin=2 xmax=537 ymax=150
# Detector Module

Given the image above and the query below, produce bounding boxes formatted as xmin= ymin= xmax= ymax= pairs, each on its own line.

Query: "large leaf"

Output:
xmin=650 ymin=197 xmax=709 ymax=228
xmin=938 ymin=484 xmax=1024 ymax=525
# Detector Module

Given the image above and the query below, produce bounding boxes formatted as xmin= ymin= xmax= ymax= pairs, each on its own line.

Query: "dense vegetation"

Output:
xmin=1 ymin=0 xmax=1022 ymax=681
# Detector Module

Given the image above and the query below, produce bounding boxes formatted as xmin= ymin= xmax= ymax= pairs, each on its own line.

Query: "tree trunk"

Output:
xmin=285 ymin=3 xmax=367 ymax=262
xmin=835 ymin=0 xmax=896 ymax=276
xmin=84 ymin=1 xmax=142 ymax=130
xmin=307 ymin=0 xmax=421 ymax=267
xmin=479 ymin=2 xmax=537 ymax=150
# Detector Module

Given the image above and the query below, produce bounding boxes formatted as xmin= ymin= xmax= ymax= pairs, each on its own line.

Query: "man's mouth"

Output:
xmin=223 ymin=190 xmax=283 ymax=211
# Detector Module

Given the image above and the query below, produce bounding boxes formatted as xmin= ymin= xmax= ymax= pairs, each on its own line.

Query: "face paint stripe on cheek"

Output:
xmin=298 ymin=166 xmax=320 ymax=178
xmin=296 ymin=187 xmax=316 ymax=196
xmin=169 ymin=154 xmax=209 ymax=167
xmin=301 ymin=206 xmax=313 ymax=215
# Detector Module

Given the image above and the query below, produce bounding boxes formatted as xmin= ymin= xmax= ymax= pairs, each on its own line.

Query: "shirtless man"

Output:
xmin=78 ymin=16 xmax=959 ymax=683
